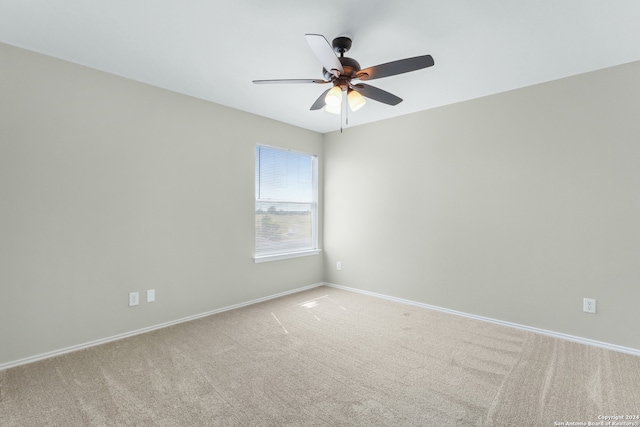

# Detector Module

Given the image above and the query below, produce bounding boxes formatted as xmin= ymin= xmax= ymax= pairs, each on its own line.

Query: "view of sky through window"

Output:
xmin=255 ymin=146 xmax=313 ymax=204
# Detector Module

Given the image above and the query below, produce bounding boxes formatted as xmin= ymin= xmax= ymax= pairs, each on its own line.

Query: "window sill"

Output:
xmin=254 ymin=249 xmax=322 ymax=263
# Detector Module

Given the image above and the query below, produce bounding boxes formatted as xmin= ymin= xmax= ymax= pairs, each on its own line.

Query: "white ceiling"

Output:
xmin=2 ymin=1 xmax=640 ymax=134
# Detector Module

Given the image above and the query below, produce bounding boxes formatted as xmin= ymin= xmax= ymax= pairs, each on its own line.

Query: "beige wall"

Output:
xmin=0 ymin=43 xmax=324 ymax=365
xmin=324 ymin=61 xmax=640 ymax=350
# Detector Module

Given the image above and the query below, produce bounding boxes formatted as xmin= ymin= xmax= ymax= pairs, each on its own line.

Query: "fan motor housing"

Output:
xmin=323 ymin=57 xmax=361 ymax=80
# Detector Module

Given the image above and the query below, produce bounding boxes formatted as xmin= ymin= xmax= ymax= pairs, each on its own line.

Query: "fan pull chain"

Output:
xmin=346 ymin=100 xmax=349 ymax=126
xmin=341 ymin=87 xmax=349 ymax=133
xmin=340 ymin=98 xmax=344 ymax=133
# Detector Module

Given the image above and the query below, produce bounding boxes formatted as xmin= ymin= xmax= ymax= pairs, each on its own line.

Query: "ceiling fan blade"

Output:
xmin=253 ymin=79 xmax=330 ymax=84
xmin=305 ymin=34 xmax=343 ymax=77
xmin=310 ymin=88 xmax=332 ymax=110
xmin=356 ymin=55 xmax=434 ymax=81
xmin=353 ymin=83 xmax=403 ymax=106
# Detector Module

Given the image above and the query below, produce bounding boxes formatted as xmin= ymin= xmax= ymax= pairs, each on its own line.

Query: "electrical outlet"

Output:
xmin=336 ymin=261 xmax=342 ymax=271
xmin=129 ymin=292 xmax=139 ymax=307
xmin=147 ymin=289 xmax=156 ymax=303
xmin=583 ymin=298 xmax=596 ymax=314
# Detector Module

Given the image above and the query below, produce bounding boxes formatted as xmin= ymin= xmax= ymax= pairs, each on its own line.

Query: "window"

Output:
xmin=255 ymin=145 xmax=319 ymax=262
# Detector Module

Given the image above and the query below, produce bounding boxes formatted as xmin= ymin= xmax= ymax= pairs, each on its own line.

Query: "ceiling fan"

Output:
xmin=253 ymin=34 xmax=435 ymax=114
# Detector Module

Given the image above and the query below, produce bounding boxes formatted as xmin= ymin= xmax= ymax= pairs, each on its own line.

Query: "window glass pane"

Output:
xmin=255 ymin=146 xmax=317 ymax=258
xmin=255 ymin=202 xmax=313 ymax=255
xmin=256 ymin=146 xmax=313 ymax=202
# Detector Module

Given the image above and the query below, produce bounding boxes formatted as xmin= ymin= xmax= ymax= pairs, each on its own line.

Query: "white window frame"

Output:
xmin=254 ymin=144 xmax=320 ymax=263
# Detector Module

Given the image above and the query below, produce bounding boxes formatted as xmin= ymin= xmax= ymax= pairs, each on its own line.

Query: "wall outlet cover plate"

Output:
xmin=583 ymin=298 xmax=596 ymax=314
xmin=129 ymin=292 xmax=140 ymax=307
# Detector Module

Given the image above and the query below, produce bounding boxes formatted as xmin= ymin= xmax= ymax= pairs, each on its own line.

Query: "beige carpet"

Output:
xmin=1 ymin=286 xmax=639 ymax=426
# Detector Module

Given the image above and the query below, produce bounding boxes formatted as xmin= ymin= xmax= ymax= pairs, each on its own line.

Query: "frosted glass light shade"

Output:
xmin=324 ymin=104 xmax=341 ymax=115
xmin=324 ymin=86 xmax=343 ymax=107
xmin=348 ymin=90 xmax=366 ymax=111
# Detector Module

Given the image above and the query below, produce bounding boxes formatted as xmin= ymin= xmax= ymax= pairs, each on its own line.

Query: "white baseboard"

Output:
xmin=0 ymin=282 xmax=324 ymax=371
xmin=5 ymin=281 xmax=636 ymax=371
xmin=324 ymin=282 xmax=640 ymax=358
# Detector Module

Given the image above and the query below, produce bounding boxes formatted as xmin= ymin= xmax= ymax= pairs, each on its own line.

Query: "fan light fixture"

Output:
xmin=324 ymin=86 xmax=367 ymax=114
